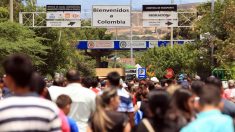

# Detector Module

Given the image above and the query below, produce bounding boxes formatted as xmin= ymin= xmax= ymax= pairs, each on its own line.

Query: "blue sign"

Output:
xmin=138 ymin=68 xmax=147 ymax=79
xmin=76 ymin=40 xmax=193 ymax=50
xmin=158 ymin=41 xmax=170 ymax=47
xmin=77 ymin=41 xmax=148 ymax=50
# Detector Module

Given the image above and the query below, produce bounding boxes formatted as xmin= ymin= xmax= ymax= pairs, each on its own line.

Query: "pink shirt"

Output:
xmin=224 ymin=89 xmax=232 ymax=99
xmin=59 ymin=110 xmax=70 ymax=132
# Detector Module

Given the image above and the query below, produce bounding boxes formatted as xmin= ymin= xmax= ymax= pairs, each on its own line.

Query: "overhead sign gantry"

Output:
xmin=142 ymin=5 xmax=178 ymax=27
xmin=46 ymin=5 xmax=81 ymax=27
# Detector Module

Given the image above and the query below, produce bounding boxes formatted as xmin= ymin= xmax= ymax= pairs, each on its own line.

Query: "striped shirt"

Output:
xmin=117 ymin=88 xmax=135 ymax=113
xmin=0 ymin=95 xmax=62 ymax=132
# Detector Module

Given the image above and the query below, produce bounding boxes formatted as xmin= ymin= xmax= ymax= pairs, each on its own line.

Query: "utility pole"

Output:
xmin=130 ymin=0 xmax=134 ymax=65
xmin=211 ymin=0 xmax=215 ymax=68
xmin=211 ymin=0 xmax=215 ymax=14
xmin=115 ymin=28 xmax=118 ymax=68
xmin=10 ymin=0 xmax=14 ymax=22
xmin=170 ymin=0 xmax=174 ymax=48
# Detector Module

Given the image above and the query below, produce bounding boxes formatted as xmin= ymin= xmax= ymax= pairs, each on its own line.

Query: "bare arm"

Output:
xmin=128 ymin=112 xmax=135 ymax=128
xmin=87 ymin=126 xmax=93 ymax=132
xmin=123 ymin=123 xmax=131 ymax=132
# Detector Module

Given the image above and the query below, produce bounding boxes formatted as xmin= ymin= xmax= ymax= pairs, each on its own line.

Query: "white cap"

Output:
xmin=151 ymin=77 xmax=159 ymax=83
xmin=195 ymin=75 xmax=201 ymax=80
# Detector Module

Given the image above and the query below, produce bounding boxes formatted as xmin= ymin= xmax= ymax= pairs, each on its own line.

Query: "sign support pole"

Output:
xmin=115 ymin=28 xmax=118 ymax=68
xmin=170 ymin=0 xmax=174 ymax=48
xmin=170 ymin=27 xmax=174 ymax=48
xmin=130 ymin=0 xmax=134 ymax=65
xmin=211 ymin=0 xmax=215 ymax=14
xmin=10 ymin=0 xmax=13 ymax=22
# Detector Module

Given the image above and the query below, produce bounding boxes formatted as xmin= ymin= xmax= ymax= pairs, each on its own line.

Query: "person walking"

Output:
xmin=88 ymin=88 xmax=130 ymax=132
xmin=106 ymin=72 xmax=135 ymax=128
xmin=181 ymin=84 xmax=234 ymax=132
xmin=0 ymin=54 xmax=62 ymax=131
xmin=136 ymin=89 xmax=170 ymax=132
xmin=49 ymin=70 xmax=96 ymax=132
xmin=56 ymin=94 xmax=79 ymax=132
xmin=166 ymin=88 xmax=195 ymax=131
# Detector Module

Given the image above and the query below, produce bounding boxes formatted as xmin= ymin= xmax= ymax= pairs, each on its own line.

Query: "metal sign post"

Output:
xmin=130 ymin=0 xmax=134 ymax=65
xmin=211 ymin=0 xmax=215 ymax=14
xmin=171 ymin=0 xmax=175 ymax=48
xmin=10 ymin=0 xmax=14 ymax=22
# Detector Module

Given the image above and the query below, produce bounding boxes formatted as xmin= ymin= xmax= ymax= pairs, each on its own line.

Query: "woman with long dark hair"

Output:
xmin=87 ymin=88 xmax=131 ymax=132
xmin=136 ymin=89 xmax=170 ymax=132
xmin=166 ymin=88 xmax=195 ymax=131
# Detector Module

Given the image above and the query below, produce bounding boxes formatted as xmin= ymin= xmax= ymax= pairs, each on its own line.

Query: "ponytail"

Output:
xmin=92 ymin=89 xmax=116 ymax=132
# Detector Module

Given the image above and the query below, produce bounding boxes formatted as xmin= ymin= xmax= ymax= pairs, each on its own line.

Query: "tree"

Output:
xmin=0 ymin=2 xmax=96 ymax=76
xmin=136 ymin=44 xmax=200 ymax=79
xmin=0 ymin=0 xmax=25 ymax=21
xmin=0 ymin=21 xmax=48 ymax=74
xmin=195 ymin=0 xmax=235 ymax=73
xmin=0 ymin=7 xmax=9 ymax=22
xmin=33 ymin=27 xmax=96 ymax=76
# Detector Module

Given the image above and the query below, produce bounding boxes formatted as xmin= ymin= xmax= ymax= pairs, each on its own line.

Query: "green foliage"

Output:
xmin=0 ymin=7 xmax=9 ymax=22
xmin=0 ymin=22 xmax=48 ymax=73
xmin=195 ymin=0 xmax=235 ymax=70
xmin=136 ymin=44 xmax=200 ymax=79
xmin=33 ymin=27 xmax=96 ymax=76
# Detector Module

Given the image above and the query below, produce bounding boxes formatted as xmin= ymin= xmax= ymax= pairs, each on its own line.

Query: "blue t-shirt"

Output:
xmin=181 ymin=110 xmax=234 ymax=132
xmin=67 ymin=117 xmax=79 ymax=132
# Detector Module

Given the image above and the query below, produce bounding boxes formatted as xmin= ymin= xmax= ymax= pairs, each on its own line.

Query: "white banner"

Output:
xmin=143 ymin=19 xmax=178 ymax=27
xmin=92 ymin=5 xmax=131 ymax=27
xmin=46 ymin=21 xmax=81 ymax=27
xmin=119 ymin=41 xmax=146 ymax=49
xmin=47 ymin=12 xmax=81 ymax=20
xmin=88 ymin=41 xmax=114 ymax=49
xmin=143 ymin=12 xmax=178 ymax=20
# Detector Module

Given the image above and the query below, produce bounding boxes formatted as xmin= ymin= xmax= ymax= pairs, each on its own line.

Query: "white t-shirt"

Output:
xmin=48 ymin=83 xmax=96 ymax=132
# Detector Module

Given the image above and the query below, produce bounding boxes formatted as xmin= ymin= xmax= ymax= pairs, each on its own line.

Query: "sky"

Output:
xmin=37 ymin=0 xmax=210 ymax=10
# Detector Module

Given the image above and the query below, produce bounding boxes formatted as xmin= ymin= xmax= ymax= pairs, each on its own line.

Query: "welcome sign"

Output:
xmin=92 ymin=5 xmax=131 ymax=27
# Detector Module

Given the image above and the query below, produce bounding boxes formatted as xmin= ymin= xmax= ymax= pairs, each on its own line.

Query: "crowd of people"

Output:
xmin=0 ymin=53 xmax=235 ymax=132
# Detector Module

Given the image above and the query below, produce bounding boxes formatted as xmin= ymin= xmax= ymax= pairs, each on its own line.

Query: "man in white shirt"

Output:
xmin=49 ymin=70 xmax=96 ymax=132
